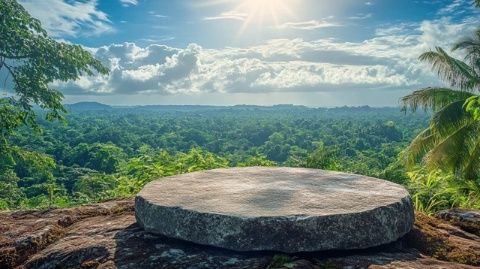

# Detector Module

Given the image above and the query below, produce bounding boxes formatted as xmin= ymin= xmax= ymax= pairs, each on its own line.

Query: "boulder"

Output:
xmin=135 ymin=167 xmax=414 ymax=252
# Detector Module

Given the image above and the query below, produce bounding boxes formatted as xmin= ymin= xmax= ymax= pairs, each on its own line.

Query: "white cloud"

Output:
xmin=438 ymin=0 xmax=465 ymax=15
xmin=437 ymin=0 xmax=480 ymax=17
xmin=19 ymin=0 xmax=113 ymax=37
xmin=278 ymin=19 xmax=341 ymax=30
xmin=349 ymin=13 xmax=372 ymax=20
xmin=148 ymin=11 xmax=168 ymax=18
xmin=57 ymin=12 xmax=477 ymax=97
xmin=204 ymin=11 xmax=248 ymax=21
xmin=120 ymin=0 xmax=138 ymax=7
xmin=375 ymin=23 xmax=418 ymax=36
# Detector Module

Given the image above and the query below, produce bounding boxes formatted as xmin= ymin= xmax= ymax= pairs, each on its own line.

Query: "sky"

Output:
xmin=17 ymin=0 xmax=480 ymax=107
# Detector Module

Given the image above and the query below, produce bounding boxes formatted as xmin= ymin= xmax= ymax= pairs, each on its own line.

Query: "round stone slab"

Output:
xmin=135 ymin=167 xmax=414 ymax=253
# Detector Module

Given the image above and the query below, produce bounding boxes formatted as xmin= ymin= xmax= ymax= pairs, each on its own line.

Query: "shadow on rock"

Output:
xmin=112 ymin=222 xmax=453 ymax=269
xmin=24 ymin=246 xmax=110 ymax=269
xmin=113 ymin=223 xmax=271 ymax=269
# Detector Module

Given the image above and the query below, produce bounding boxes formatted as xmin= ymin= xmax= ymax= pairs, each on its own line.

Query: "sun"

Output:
xmin=234 ymin=0 xmax=296 ymax=34
xmin=199 ymin=0 xmax=297 ymax=36
xmin=238 ymin=0 xmax=292 ymax=23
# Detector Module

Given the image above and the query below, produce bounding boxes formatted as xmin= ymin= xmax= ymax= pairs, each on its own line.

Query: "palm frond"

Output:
xmin=430 ymin=100 xmax=473 ymax=137
xmin=463 ymin=138 xmax=480 ymax=180
xmin=419 ymin=47 xmax=480 ymax=90
xmin=424 ymin=123 xmax=476 ymax=173
xmin=403 ymin=97 xmax=480 ymax=178
xmin=453 ymin=29 xmax=480 ymax=72
xmin=401 ymin=87 xmax=473 ymax=112
xmin=403 ymin=128 xmax=436 ymax=167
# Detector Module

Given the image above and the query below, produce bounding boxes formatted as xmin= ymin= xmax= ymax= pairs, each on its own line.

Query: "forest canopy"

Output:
xmin=1 ymin=105 xmax=435 ymax=210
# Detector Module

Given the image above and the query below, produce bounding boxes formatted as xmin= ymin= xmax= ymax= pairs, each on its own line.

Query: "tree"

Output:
xmin=175 ymin=148 xmax=229 ymax=173
xmin=0 ymin=0 xmax=108 ymax=145
xmin=401 ymin=2 xmax=480 ymax=180
xmin=0 ymin=169 xmax=23 ymax=208
xmin=239 ymin=153 xmax=277 ymax=167
xmin=305 ymin=142 xmax=340 ymax=170
xmin=67 ymin=143 xmax=126 ymax=173
xmin=0 ymin=0 xmax=108 ymax=208
xmin=87 ymin=143 xmax=126 ymax=173
xmin=74 ymin=173 xmax=118 ymax=201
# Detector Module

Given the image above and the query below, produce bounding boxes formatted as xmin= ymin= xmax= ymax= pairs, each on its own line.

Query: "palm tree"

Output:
xmin=401 ymin=26 xmax=480 ymax=180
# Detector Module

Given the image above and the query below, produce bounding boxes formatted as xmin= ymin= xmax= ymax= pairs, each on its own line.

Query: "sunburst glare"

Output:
xmin=200 ymin=0 xmax=298 ymax=36
xmin=235 ymin=0 xmax=296 ymax=35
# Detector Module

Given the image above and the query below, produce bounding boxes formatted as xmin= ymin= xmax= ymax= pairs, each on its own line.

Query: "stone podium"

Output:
xmin=135 ymin=167 xmax=414 ymax=253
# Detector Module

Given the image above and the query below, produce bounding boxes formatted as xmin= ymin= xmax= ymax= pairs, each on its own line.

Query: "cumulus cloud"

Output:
xmin=19 ymin=0 xmax=113 ymax=37
xmin=57 ymin=13 xmax=477 ymax=96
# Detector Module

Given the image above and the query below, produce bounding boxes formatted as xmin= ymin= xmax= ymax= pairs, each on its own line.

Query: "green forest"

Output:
xmin=0 ymin=104 xmax=466 ymax=213
xmin=2 ymin=0 xmax=480 ymax=215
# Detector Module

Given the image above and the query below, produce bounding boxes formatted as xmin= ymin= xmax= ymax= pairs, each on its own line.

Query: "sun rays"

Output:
xmin=201 ymin=0 xmax=297 ymax=36
xmin=235 ymin=0 xmax=296 ymax=35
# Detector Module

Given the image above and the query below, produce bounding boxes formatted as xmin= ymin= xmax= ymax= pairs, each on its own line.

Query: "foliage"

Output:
xmin=399 ymin=0 xmax=480 ymax=213
xmin=67 ymin=143 xmax=126 ymax=173
xmin=401 ymin=5 xmax=480 ymax=180
xmin=0 ymin=0 xmax=108 ymax=125
xmin=0 ymin=0 xmax=108 ymax=172
xmin=238 ymin=153 xmax=277 ymax=167
xmin=0 ymin=106 xmax=431 ymax=209
xmin=407 ymin=169 xmax=456 ymax=214
xmin=0 ymin=169 xmax=23 ymax=209
xmin=0 ymin=103 xmax=477 ymax=213
xmin=74 ymin=148 xmax=230 ymax=204
xmin=407 ymin=169 xmax=480 ymax=214
xmin=305 ymin=142 xmax=341 ymax=170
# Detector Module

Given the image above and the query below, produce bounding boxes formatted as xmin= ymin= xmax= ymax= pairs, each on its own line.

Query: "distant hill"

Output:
xmin=61 ymin=102 xmax=408 ymax=114
xmin=65 ymin=102 xmax=112 ymax=111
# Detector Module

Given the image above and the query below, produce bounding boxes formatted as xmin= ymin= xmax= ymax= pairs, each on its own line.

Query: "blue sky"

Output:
xmin=18 ymin=0 xmax=480 ymax=106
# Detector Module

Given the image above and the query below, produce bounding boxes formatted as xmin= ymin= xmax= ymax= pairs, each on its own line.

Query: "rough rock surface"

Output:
xmin=135 ymin=167 xmax=414 ymax=252
xmin=436 ymin=208 xmax=480 ymax=236
xmin=1 ymin=199 xmax=479 ymax=268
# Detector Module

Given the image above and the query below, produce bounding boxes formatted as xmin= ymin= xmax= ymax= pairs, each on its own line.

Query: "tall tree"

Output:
xmin=0 ymin=0 xmax=108 ymax=154
xmin=401 ymin=2 xmax=480 ymax=179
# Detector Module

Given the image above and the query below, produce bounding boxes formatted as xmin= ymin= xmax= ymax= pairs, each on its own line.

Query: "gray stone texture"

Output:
xmin=135 ymin=167 xmax=414 ymax=253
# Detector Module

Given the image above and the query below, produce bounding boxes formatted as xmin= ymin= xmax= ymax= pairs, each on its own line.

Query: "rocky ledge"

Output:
xmin=1 ymin=199 xmax=479 ymax=269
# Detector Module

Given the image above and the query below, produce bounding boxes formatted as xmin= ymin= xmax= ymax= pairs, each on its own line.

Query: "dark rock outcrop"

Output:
xmin=1 ymin=199 xmax=479 ymax=268
xmin=136 ymin=167 xmax=414 ymax=252
xmin=436 ymin=208 xmax=480 ymax=236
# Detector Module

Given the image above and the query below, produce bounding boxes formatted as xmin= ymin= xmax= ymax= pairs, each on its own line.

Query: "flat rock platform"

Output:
xmin=135 ymin=167 xmax=414 ymax=253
